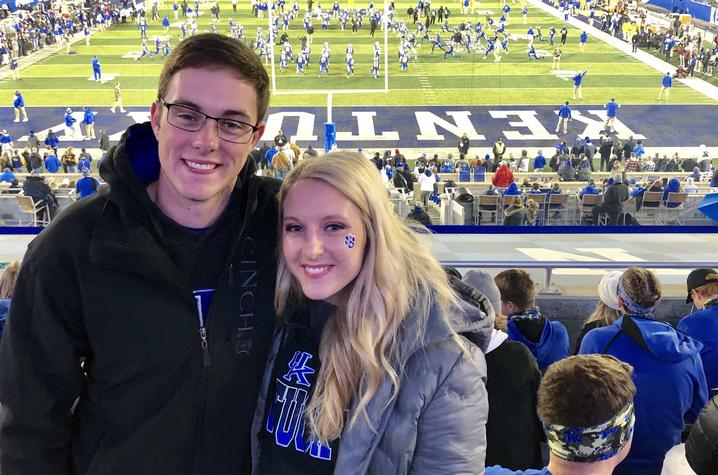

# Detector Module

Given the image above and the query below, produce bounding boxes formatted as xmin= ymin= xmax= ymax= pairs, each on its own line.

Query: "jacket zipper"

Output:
xmin=195 ymin=295 xmax=212 ymax=367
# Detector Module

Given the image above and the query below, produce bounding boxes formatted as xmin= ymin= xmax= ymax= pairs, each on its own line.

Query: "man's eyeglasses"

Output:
xmin=158 ymin=99 xmax=259 ymax=144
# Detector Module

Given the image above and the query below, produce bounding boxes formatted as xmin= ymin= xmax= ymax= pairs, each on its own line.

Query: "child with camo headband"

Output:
xmin=486 ymin=354 xmax=637 ymax=475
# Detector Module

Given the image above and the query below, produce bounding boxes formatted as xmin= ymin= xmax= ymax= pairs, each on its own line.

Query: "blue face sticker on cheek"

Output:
xmin=344 ymin=234 xmax=356 ymax=249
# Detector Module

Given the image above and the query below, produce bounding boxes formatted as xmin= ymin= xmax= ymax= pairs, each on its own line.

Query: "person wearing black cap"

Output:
xmin=678 ymin=268 xmax=718 ymax=395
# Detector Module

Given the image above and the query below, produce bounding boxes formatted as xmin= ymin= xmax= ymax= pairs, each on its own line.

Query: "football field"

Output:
xmin=2 ymin=0 xmax=717 ymax=153
xmin=0 ymin=0 xmax=714 ymax=109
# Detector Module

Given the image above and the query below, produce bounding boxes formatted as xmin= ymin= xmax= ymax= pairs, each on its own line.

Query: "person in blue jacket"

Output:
xmin=578 ymin=31 xmax=588 ymax=53
xmin=44 ymin=129 xmax=60 ymax=155
xmin=82 ymin=107 xmax=96 ymax=140
xmin=661 ymin=177 xmax=682 ymax=207
xmin=533 ymin=150 xmax=546 ymax=171
xmin=76 ymin=168 xmax=99 ymax=199
xmin=0 ymin=168 xmax=15 ymax=183
xmin=91 ymin=56 xmax=101 ymax=81
xmin=603 ymin=98 xmax=620 ymax=133
xmin=64 ymin=108 xmax=80 ymax=139
xmin=678 ymin=268 xmax=718 ymax=396
xmin=555 ymin=101 xmax=571 ymax=134
xmin=657 ymin=71 xmax=672 ymax=100
xmin=579 ymin=267 xmax=708 ymax=475
xmin=486 ymin=354 xmax=636 ymax=475
xmin=495 ymin=269 xmax=570 ymax=372
xmin=43 ymin=151 xmax=61 ymax=173
xmin=13 ymin=91 xmax=28 ymax=123
xmin=578 ymin=179 xmax=599 ymax=199
xmin=572 ymin=68 xmax=588 ymax=101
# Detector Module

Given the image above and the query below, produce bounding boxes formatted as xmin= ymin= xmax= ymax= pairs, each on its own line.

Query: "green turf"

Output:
xmin=0 ymin=0 xmax=713 ymax=108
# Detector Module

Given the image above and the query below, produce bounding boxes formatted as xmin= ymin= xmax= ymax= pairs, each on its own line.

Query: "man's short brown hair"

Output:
xmin=538 ymin=355 xmax=636 ymax=427
xmin=157 ymin=33 xmax=270 ymax=122
xmin=494 ymin=269 xmax=536 ymax=311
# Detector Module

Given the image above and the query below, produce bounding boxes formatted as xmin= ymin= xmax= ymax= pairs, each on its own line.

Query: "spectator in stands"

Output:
xmin=592 ymin=173 xmax=629 ymax=225
xmin=392 ymin=162 xmax=413 ymax=194
xmin=486 ymin=354 xmax=637 ymax=475
xmin=502 ymin=181 xmax=521 ymax=197
xmin=711 ymin=169 xmax=718 ymax=190
xmin=417 ymin=167 xmax=437 ymax=206
xmin=21 ymin=170 xmax=58 ymax=220
xmin=599 ymin=135 xmax=613 ymax=172
xmin=0 ymin=34 xmax=279 ymax=474
xmin=271 ymin=147 xmax=291 ymax=180
xmin=579 ymin=267 xmax=708 ymax=475
xmin=265 ymin=151 xmax=491 ymax=473
xmin=682 ymin=156 xmax=698 ymax=172
xmin=533 ymin=150 xmax=546 ymax=172
xmin=556 ymin=156 xmax=575 ymax=181
xmin=578 ymin=179 xmax=600 ymax=199
xmin=503 ymin=196 xmax=530 ymax=226
xmin=44 ymin=150 xmax=61 ymax=174
xmin=0 ymin=168 xmax=15 ymax=184
xmin=662 ymin=177 xmax=684 ymax=207
xmin=678 ymin=268 xmax=718 ymax=396
xmin=461 ymin=270 xmax=543 ymax=471
xmin=302 ymin=144 xmax=318 ymax=160
xmin=407 ymin=201 xmax=432 ymax=226
xmin=684 ymin=177 xmax=698 ymax=194
xmin=494 ymin=269 xmax=570 ymax=372
xmin=640 ymin=154 xmax=655 ymax=172
xmin=28 ymin=147 xmax=42 ymax=173
xmin=492 ymin=160 xmax=514 ymax=188
xmin=75 ymin=168 xmax=100 ymax=199
xmin=576 ymin=157 xmax=592 ymax=181
xmin=624 ymin=154 xmax=640 ymax=172
xmin=61 ymin=146 xmax=77 ymax=173
xmin=690 ymin=167 xmax=702 ymax=181
xmin=0 ymin=261 xmax=20 ymax=341
xmin=44 ymin=129 xmax=59 ymax=156
xmin=684 ymin=395 xmax=718 ymax=475
xmin=0 ymin=153 xmax=11 ymax=172
xmin=574 ymin=271 xmax=623 ymax=353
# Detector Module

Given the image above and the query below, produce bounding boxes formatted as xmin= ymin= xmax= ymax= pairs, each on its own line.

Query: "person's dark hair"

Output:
xmin=620 ymin=267 xmax=661 ymax=309
xmin=494 ymin=269 xmax=536 ymax=311
xmin=538 ymin=355 xmax=636 ymax=427
xmin=157 ymin=33 xmax=270 ymax=122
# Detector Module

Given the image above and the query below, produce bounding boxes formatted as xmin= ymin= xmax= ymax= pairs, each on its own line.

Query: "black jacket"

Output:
xmin=0 ymin=123 xmax=280 ymax=474
xmin=603 ymin=182 xmax=629 ymax=215
xmin=686 ymin=395 xmax=718 ymax=475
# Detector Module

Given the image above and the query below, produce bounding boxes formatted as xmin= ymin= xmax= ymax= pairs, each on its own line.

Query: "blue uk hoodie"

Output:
xmin=579 ymin=316 xmax=708 ymax=474
xmin=678 ymin=304 xmax=718 ymax=395
xmin=502 ymin=182 xmax=521 ymax=196
xmin=507 ymin=317 xmax=569 ymax=372
xmin=662 ymin=177 xmax=681 ymax=207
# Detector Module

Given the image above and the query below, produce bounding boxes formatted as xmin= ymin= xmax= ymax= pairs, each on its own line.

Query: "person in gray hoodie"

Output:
xmin=252 ymin=152 xmax=492 ymax=475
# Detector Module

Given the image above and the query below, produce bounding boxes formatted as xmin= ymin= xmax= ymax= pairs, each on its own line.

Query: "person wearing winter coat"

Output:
xmin=251 ymin=152 xmax=491 ymax=475
xmin=579 ymin=267 xmax=708 ymax=475
xmin=685 ymin=395 xmax=718 ymax=474
xmin=492 ymin=161 xmax=514 ymax=188
xmin=662 ymin=177 xmax=683 ymax=207
xmin=678 ymin=268 xmax=718 ymax=394
xmin=461 ymin=270 xmax=544 ymax=471
xmin=495 ymin=269 xmax=570 ymax=372
xmin=0 ymin=34 xmax=279 ymax=474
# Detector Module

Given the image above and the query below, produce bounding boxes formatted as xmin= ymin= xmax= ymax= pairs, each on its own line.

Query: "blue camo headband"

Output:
xmin=616 ymin=279 xmax=658 ymax=316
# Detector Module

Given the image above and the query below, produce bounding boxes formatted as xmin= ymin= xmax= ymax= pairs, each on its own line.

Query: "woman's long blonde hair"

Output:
xmin=275 ymin=151 xmax=457 ymax=442
xmin=0 ymin=261 xmax=21 ymax=299
xmin=585 ymin=301 xmax=621 ymax=327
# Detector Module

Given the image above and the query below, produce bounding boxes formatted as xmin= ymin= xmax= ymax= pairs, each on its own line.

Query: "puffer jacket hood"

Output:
xmin=627 ymin=316 xmax=704 ymax=363
xmin=446 ymin=275 xmax=496 ymax=352
xmin=502 ymin=181 xmax=521 ymax=195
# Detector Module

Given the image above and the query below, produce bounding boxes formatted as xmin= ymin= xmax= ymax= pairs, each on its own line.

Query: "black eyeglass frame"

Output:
xmin=158 ymin=99 xmax=260 ymax=144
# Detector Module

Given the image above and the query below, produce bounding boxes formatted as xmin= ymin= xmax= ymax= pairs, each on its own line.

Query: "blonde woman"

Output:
xmin=574 ymin=271 xmax=623 ymax=353
xmin=251 ymin=151 xmax=492 ymax=474
xmin=0 ymin=261 xmax=20 ymax=340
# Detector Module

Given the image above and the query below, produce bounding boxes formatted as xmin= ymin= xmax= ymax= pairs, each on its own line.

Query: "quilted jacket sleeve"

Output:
xmin=409 ymin=340 xmax=488 ymax=474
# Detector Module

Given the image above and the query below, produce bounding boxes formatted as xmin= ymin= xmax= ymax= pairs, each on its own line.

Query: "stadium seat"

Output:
xmin=477 ymin=194 xmax=500 ymax=225
xmin=638 ymin=191 xmax=663 ymax=224
xmin=16 ymin=196 xmax=50 ymax=227
xmin=658 ymin=192 xmax=689 ymax=225
xmin=578 ymin=193 xmax=602 ymax=225
xmin=546 ymin=194 xmax=569 ymax=225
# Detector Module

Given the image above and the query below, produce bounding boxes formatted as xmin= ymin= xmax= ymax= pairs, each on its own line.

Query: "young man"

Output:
xmin=0 ymin=34 xmax=279 ymax=474
xmin=678 ymin=268 xmax=718 ymax=395
xmin=603 ymin=98 xmax=620 ymax=133
xmin=572 ymin=68 xmax=588 ymax=100
xmin=555 ymin=101 xmax=571 ymax=134
xmin=13 ymin=90 xmax=28 ymax=122
xmin=111 ymin=81 xmax=126 ymax=113
xmin=486 ymin=354 xmax=637 ymax=475
xmin=657 ymin=71 xmax=672 ymax=100
xmin=494 ymin=269 xmax=569 ymax=372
